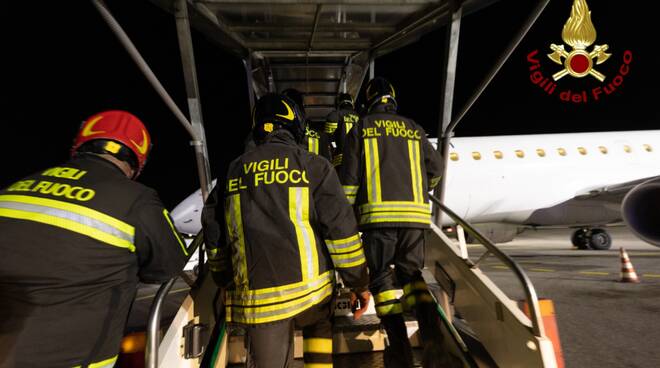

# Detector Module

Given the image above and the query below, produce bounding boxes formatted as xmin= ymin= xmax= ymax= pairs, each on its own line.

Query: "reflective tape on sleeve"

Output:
xmin=0 ymin=195 xmax=135 ymax=251
xmin=325 ymin=234 xmax=361 ymax=254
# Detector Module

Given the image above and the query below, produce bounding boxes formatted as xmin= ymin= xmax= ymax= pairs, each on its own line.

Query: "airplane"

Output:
xmin=171 ymin=130 xmax=660 ymax=251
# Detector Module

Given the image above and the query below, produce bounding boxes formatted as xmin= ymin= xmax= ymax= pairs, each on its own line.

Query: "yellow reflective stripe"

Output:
xmin=342 ymin=185 xmax=359 ymax=196
xmin=345 ymin=122 xmax=354 ymax=134
xmin=308 ymin=137 xmax=319 ymax=154
xmin=327 ymin=242 xmax=361 ymax=255
xmin=342 ymin=185 xmax=358 ymax=195
xmin=414 ymin=141 xmax=424 ymax=201
xmin=304 ymin=338 xmax=333 ymax=354
xmin=364 ymin=138 xmax=382 ymax=202
xmin=73 ymin=355 xmax=118 ymax=368
xmin=209 ymin=264 xmax=224 ymax=272
xmin=360 ymin=212 xmax=431 ymax=225
xmin=163 ymin=209 xmax=188 ymax=256
xmin=343 ymin=185 xmax=358 ymax=204
xmin=375 ymin=290 xmax=399 ymax=304
xmin=207 ymin=247 xmax=218 ymax=257
xmin=289 ymin=187 xmax=318 ymax=281
xmin=325 ymin=234 xmax=361 ymax=253
xmin=325 ymin=122 xmax=338 ymax=133
xmin=359 ymin=201 xmax=431 ymax=215
xmin=376 ymin=302 xmax=403 ymax=316
xmin=335 ymin=256 xmax=365 ymax=268
xmin=227 ymin=281 xmax=333 ymax=324
xmin=408 ymin=140 xmax=423 ymax=203
xmin=408 ymin=140 xmax=420 ymax=203
xmin=403 ymin=281 xmax=429 ymax=295
xmin=330 ymin=248 xmax=365 ymax=268
xmin=227 ymin=271 xmax=333 ymax=306
xmin=332 ymin=154 xmax=343 ymax=166
xmin=0 ymin=207 xmax=135 ymax=251
xmin=405 ymin=293 xmax=434 ymax=307
xmin=430 ymin=176 xmax=441 ymax=189
xmin=225 ymin=194 xmax=248 ymax=288
xmin=0 ymin=195 xmax=133 ymax=235
xmin=305 ymin=364 xmax=333 ymax=368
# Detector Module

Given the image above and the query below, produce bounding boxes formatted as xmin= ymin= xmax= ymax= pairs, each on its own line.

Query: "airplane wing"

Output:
xmin=574 ymin=175 xmax=660 ymax=203
xmin=525 ymin=176 xmax=660 ymax=227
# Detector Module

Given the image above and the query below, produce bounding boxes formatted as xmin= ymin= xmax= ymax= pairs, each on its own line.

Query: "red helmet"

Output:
xmin=71 ymin=110 xmax=152 ymax=174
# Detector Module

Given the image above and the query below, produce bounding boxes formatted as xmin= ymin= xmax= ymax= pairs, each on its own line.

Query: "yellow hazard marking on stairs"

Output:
xmin=529 ymin=268 xmax=555 ymax=272
xmin=492 ymin=265 xmax=509 ymax=270
xmin=643 ymin=274 xmax=660 ymax=278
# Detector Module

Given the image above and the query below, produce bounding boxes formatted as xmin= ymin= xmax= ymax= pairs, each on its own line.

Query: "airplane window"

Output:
xmin=644 ymin=144 xmax=652 ymax=152
xmin=599 ymin=146 xmax=608 ymax=154
xmin=536 ymin=149 xmax=546 ymax=157
xmin=450 ymin=152 xmax=459 ymax=161
xmin=577 ymin=147 xmax=587 ymax=155
xmin=624 ymin=145 xmax=632 ymax=153
xmin=472 ymin=152 xmax=481 ymax=160
xmin=557 ymin=148 xmax=567 ymax=156
xmin=515 ymin=150 xmax=524 ymax=158
xmin=493 ymin=150 xmax=503 ymax=159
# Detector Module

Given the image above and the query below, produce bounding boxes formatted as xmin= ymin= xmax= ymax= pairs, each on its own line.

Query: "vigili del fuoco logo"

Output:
xmin=527 ymin=0 xmax=633 ymax=103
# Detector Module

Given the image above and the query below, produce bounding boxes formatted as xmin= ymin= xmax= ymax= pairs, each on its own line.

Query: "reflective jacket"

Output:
xmin=0 ymin=154 xmax=187 ymax=368
xmin=301 ymin=124 xmax=333 ymax=161
xmin=339 ymin=104 xmax=443 ymax=229
xmin=202 ymin=129 xmax=368 ymax=325
xmin=325 ymin=107 xmax=360 ymax=168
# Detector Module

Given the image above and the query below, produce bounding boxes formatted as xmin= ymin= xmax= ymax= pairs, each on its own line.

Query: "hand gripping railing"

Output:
xmin=429 ymin=195 xmax=545 ymax=337
xmin=146 ymin=231 xmax=205 ymax=368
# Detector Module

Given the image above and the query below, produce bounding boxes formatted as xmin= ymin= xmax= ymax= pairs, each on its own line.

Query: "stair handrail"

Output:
xmin=429 ymin=195 xmax=545 ymax=337
xmin=145 ymin=230 xmax=205 ymax=368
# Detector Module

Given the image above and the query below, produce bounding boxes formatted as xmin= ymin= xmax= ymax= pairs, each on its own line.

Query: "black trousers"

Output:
xmin=244 ymin=297 xmax=334 ymax=368
xmin=363 ymin=228 xmax=445 ymax=368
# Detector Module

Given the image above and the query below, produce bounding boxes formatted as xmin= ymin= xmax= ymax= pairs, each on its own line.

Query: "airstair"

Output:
xmin=89 ymin=0 xmax=559 ymax=366
xmin=136 ymin=194 xmax=558 ymax=367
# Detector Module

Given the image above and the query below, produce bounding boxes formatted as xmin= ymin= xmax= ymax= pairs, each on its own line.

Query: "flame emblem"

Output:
xmin=547 ymin=0 xmax=611 ymax=82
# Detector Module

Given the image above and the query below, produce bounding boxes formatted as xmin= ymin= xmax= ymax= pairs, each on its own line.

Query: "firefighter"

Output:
xmin=324 ymin=93 xmax=360 ymax=170
xmin=339 ymin=77 xmax=445 ymax=368
xmin=0 ymin=110 xmax=188 ymax=368
xmin=202 ymin=93 xmax=370 ymax=368
xmin=282 ymin=88 xmax=333 ymax=160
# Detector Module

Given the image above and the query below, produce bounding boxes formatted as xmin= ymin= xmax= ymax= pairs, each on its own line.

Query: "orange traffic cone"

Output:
xmin=620 ymin=247 xmax=640 ymax=283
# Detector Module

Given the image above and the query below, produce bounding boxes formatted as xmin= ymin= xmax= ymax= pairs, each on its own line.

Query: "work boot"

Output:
xmin=382 ymin=314 xmax=414 ymax=368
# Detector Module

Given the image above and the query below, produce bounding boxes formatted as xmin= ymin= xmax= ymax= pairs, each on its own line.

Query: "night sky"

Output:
xmin=2 ymin=0 xmax=658 ymax=209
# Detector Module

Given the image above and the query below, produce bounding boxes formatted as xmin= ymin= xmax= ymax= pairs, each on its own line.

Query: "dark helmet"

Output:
xmin=363 ymin=77 xmax=397 ymax=111
xmin=281 ymin=88 xmax=306 ymax=111
xmin=336 ymin=93 xmax=354 ymax=109
xmin=252 ymin=93 xmax=306 ymax=144
xmin=71 ymin=110 xmax=152 ymax=177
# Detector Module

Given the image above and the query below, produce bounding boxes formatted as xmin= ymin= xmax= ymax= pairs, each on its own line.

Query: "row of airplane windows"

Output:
xmin=449 ymin=144 xmax=653 ymax=161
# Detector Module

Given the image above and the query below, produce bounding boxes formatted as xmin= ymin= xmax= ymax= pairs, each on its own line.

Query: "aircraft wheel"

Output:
xmin=571 ymin=229 xmax=590 ymax=249
xmin=589 ymin=229 xmax=612 ymax=250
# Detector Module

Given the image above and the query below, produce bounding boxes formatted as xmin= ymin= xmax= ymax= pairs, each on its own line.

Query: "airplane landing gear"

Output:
xmin=571 ymin=229 xmax=590 ymax=249
xmin=571 ymin=228 xmax=612 ymax=250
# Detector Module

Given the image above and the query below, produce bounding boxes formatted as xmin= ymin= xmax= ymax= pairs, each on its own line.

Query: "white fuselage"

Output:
xmin=437 ymin=130 xmax=660 ymax=226
xmin=171 ymin=131 xmax=660 ymax=234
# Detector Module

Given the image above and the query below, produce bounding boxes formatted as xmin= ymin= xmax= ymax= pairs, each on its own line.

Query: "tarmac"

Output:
xmin=476 ymin=226 xmax=660 ymax=368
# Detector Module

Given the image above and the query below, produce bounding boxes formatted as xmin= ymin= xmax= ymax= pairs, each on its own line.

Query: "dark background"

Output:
xmin=2 ymin=0 xmax=657 ymax=208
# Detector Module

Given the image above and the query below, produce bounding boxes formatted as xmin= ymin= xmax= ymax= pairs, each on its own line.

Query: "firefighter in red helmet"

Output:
xmin=0 ymin=110 xmax=187 ymax=367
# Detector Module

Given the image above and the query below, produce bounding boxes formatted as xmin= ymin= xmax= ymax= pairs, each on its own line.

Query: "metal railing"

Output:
xmin=145 ymin=231 xmax=205 ymax=368
xmin=429 ymin=195 xmax=545 ymax=337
